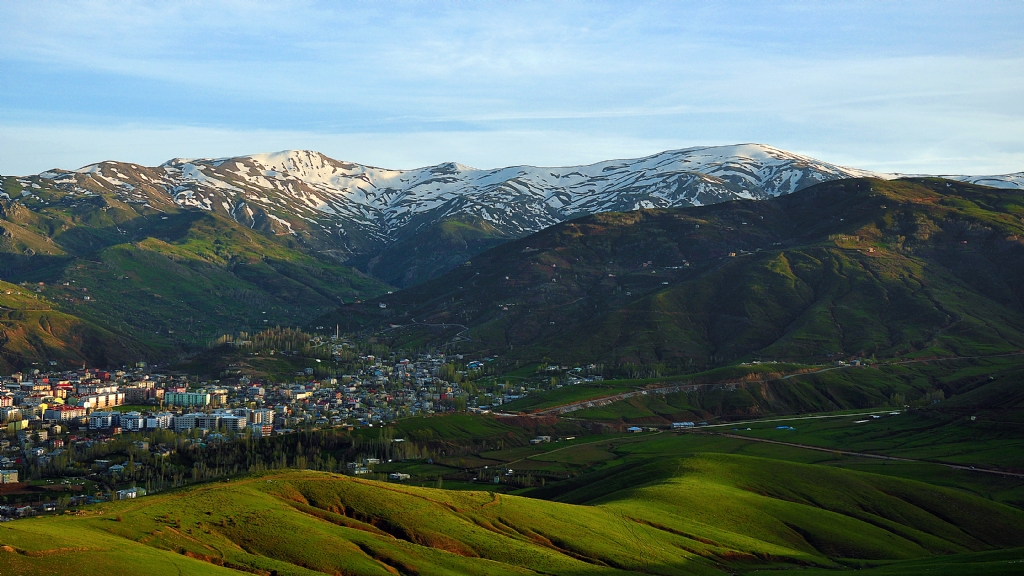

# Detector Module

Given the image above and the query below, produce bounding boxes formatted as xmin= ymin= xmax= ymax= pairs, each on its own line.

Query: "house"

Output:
xmin=115 ymin=487 xmax=146 ymax=500
xmin=672 ymin=422 xmax=695 ymax=429
xmin=626 ymin=426 xmax=644 ymax=433
xmin=388 ymin=473 xmax=411 ymax=481
xmin=0 ymin=469 xmax=18 ymax=484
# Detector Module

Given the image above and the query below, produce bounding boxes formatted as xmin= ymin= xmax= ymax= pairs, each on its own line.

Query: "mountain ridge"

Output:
xmin=5 ymin=145 xmax=1022 ymax=289
xmin=322 ymin=176 xmax=1024 ymax=368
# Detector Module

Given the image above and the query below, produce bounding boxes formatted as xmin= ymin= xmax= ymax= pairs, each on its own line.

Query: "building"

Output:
xmin=43 ymin=405 xmax=87 ymax=422
xmin=114 ymin=487 xmax=146 ymax=500
xmin=120 ymin=412 xmax=145 ymax=432
xmin=0 ymin=470 xmax=18 ymax=484
xmin=7 ymin=419 xmax=29 ymax=432
xmin=145 ymin=412 xmax=175 ymax=430
xmin=175 ymin=413 xmax=223 ymax=431
xmin=672 ymin=422 xmax=695 ymax=429
xmin=123 ymin=385 xmax=161 ymax=404
xmin=17 ymin=429 xmax=48 ymax=444
xmin=247 ymin=408 xmax=274 ymax=425
xmin=88 ymin=411 xmax=119 ymax=430
xmin=0 ymin=406 xmax=23 ymax=423
xmin=194 ymin=414 xmax=221 ymax=430
xmin=164 ymin=391 xmax=211 ymax=408
xmin=219 ymin=415 xmax=246 ymax=433
xmin=75 ymin=391 xmax=124 ymax=410
xmin=173 ymin=413 xmax=197 ymax=431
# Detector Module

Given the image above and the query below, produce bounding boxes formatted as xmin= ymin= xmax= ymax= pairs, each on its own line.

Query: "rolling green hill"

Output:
xmin=3 ymin=454 xmax=1023 ymax=575
xmin=325 ymin=178 xmax=1024 ymax=370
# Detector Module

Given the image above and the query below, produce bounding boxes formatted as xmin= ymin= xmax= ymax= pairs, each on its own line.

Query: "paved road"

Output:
xmin=693 ymin=430 xmax=1024 ymax=479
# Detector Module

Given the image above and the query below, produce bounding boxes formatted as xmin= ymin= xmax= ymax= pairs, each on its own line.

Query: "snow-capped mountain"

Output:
xmin=945 ymin=172 xmax=1024 ymax=190
xmin=7 ymin=143 xmax=1021 ymax=282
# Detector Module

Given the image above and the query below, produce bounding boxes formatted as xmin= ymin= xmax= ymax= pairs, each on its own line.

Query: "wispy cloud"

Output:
xmin=1 ymin=1 xmax=1022 ymax=174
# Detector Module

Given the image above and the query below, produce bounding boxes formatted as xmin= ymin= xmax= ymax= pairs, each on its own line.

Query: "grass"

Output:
xmin=110 ymin=404 xmax=159 ymax=413
xmin=750 ymin=548 xmax=1024 ymax=575
xmin=0 ymin=280 xmax=145 ymax=372
xmin=541 ymin=354 xmax=1024 ymax=425
xmin=501 ymin=383 xmax=634 ymax=412
xmin=372 ymin=413 xmax=529 ymax=443
xmin=344 ymin=178 xmax=1024 ymax=374
xmin=3 ymin=454 xmax=1023 ymax=575
xmin=1 ymin=205 xmax=392 ymax=366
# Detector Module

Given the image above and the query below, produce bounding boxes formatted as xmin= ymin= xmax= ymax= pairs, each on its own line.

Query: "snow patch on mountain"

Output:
xmin=18 ymin=144 xmax=1022 ymax=264
xmin=945 ymin=172 xmax=1024 ymax=190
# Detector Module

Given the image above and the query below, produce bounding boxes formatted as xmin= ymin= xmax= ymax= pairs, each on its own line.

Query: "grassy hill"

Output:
xmin=0 ymin=279 xmax=146 ymax=372
xmin=3 ymin=454 xmax=1023 ymax=575
xmin=0 ymin=182 xmax=390 ymax=367
xmin=351 ymin=215 xmax=514 ymax=288
xmin=324 ymin=178 xmax=1024 ymax=370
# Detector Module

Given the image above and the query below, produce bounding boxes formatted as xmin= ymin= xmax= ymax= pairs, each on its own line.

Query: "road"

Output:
xmin=532 ymin=365 xmax=844 ymax=416
xmin=692 ymin=430 xmax=1024 ymax=479
xmin=530 ymin=351 xmax=1024 ymax=416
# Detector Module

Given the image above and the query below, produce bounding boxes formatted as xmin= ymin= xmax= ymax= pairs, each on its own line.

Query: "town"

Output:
xmin=0 ymin=339 xmax=609 ymax=519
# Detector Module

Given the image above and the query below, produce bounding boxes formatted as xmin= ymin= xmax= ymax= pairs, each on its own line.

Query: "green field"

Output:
xmin=4 ymin=451 xmax=1024 ymax=575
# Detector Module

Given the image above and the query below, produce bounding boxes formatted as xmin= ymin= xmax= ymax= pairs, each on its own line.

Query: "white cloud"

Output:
xmin=0 ymin=1 xmax=1022 ymax=175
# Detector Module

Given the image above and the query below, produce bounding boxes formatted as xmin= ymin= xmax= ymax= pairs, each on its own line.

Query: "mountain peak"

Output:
xmin=11 ymin=144 xmax=1021 ymax=288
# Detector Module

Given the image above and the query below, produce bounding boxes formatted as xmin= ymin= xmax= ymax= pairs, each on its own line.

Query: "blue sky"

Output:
xmin=1 ymin=1 xmax=1022 ymax=175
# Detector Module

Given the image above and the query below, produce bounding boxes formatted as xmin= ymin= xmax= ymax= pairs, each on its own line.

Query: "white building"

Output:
xmin=76 ymin=392 xmax=125 ymax=410
xmin=145 ymin=412 xmax=175 ymax=430
xmin=219 ymin=415 xmax=246 ymax=433
xmin=88 ymin=411 xmax=119 ymax=429
xmin=120 ymin=412 xmax=145 ymax=432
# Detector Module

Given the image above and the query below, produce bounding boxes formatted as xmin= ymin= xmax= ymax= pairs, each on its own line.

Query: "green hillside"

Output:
xmin=351 ymin=215 xmax=513 ymax=288
xmin=0 ymin=184 xmax=390 ymax=366
xmin=4 ymin=454 xmax=1023 ymax=575
xmin=325 ymin=178 xmax=1024 ymax=369
xmin=0 ymin=279 xmax=146 ymax=372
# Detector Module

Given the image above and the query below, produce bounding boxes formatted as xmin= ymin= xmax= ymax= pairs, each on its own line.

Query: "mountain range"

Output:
xmin=2 ymin=145 xmax=1022 ymax=369
xmin=8 ymin=144 xmax=1021 ymax=287
xmin=325 ymin=176 xmax=1024 ymax=369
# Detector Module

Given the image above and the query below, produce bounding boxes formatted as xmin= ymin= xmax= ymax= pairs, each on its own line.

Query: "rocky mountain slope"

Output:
xmin=6 ymin=144 xmax=1021 ymax=286
xmin=324 ymin=177 xmax=1024 ymax=369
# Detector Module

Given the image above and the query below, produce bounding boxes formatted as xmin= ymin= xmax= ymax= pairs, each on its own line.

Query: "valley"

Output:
xmin=2 ymin=147 xmax=1024 ymax=574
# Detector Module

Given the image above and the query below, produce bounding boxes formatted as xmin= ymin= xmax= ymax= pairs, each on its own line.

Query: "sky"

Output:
xmin=1 ymin=1 xmax=1023 ymax=176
